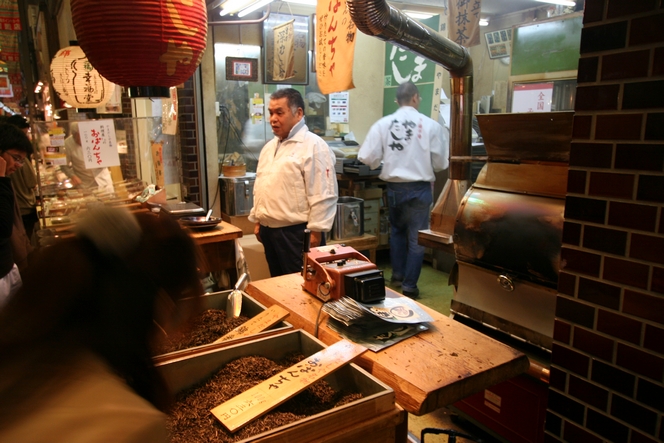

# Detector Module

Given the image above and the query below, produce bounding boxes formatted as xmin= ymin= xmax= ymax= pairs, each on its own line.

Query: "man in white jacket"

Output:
xmin=358 ymin=81 xmax=449 ymax=298
xmin=249 ymin=88 xmax=338 ymax=277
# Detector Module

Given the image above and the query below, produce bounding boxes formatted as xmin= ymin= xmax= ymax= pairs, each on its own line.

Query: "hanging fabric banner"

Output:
xmin=0 ymin=0 xmax=20 ymax=31
xmin=272 ymin=19 xmax=295 ymax=81
xmin=0 ymin=29 xmax=21 ymax=100
xmin=448 ymin=0 xmax=481 ymax=47
xmin=316 ymin=0 xmax=356 ymax=94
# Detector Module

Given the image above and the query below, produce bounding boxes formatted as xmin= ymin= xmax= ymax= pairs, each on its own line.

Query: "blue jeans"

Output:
xmin=386 ymin=182 xmax=432 ymax=292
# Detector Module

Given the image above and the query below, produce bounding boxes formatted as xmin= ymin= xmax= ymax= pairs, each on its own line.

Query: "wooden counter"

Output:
xmin=189 ymin=221 xmax=243 ymax=277
xmin=246 ymin=273 xmax=530 ymax=416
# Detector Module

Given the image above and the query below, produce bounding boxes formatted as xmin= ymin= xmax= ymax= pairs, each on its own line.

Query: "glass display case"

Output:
xmin=30 ymin=116 xmax=178 ymax=234
xmin=214 ymin=43 xmax=330 ymax=173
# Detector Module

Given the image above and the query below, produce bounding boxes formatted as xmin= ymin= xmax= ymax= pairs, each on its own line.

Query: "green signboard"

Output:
xmin=383 ymin=15 xmax=440 ymax=118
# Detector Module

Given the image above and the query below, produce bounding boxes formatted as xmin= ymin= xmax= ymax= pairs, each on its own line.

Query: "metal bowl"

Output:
xmin=179 ymin=216 xmax=222 ymax=229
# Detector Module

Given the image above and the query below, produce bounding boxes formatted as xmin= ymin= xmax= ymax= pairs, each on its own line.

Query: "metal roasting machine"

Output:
xmin=451 ymin=111 xmax=574 ymax=351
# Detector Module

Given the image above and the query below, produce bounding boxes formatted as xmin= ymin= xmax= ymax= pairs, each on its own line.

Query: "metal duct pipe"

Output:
xmin=347 ymin=0 xmax=473 ymax=241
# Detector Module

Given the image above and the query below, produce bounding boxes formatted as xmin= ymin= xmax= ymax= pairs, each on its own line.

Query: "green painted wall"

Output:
xmin=511 ymin=15 xmax=582 ymax=76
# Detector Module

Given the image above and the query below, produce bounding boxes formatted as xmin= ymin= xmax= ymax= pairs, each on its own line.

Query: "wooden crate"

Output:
xmin=156 ymin=330 xmax=402 ymax=443
xmin=152 ymin=290 xmax=292 ymax=363
xmin=221 ymin=212 xmax=255 ymax=235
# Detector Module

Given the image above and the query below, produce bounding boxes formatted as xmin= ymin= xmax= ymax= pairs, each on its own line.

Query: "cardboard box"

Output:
xmin=221 ymin=212 xmax=255 ymax=235
xmin=353 ymin=187 xmax=384 ymax=200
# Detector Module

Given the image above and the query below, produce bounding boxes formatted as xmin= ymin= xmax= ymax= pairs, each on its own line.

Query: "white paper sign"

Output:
xmin=329 ymin=92 xmax=349 ymax=123
xmin=162 ymin=87 xmax=178 ymax=136
xmin=512 ymin=82 xmax=553 ymax=113
xmin=78 ymin=120 xmax=121 ymax=169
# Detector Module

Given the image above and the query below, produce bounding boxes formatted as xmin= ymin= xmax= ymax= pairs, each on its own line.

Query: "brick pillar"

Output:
xmin=548 ymin=1 xmax=664 ymax=442
xmin=177 ymin=78 xmax=201 ymax=205
xmin=119 ymin=90 xmax=138 ymax=181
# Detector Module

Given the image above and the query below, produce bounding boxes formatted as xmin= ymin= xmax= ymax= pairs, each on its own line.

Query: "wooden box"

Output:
xmin=221 ymin=212 xmax=255 ymax=235
xmin=153 ymin=289 xmax=292 ymax=363
xmin=156 ymin=330 xmax=404 ymax=443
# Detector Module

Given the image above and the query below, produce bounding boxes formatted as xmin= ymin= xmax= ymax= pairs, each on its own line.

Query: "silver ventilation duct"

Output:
xmin=347 ymin=0 xmax=474 ymax=242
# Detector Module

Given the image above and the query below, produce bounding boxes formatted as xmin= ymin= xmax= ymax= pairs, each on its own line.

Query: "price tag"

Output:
xmin=213 ymin=305 xmax=290 ymax=343
xmin=210 ymin=339 xmax=367 ymax=432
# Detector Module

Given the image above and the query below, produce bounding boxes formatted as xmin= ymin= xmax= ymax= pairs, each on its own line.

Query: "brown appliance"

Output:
xmin=302 ymin=244 xmax=383 ymax=302
xmin=451 ymin=111 xmax=573 ymax=351
xmin=344 ymin=3 xmax=560 ymax=441
xmin=447 ymin=112 xmax=572 ymax=443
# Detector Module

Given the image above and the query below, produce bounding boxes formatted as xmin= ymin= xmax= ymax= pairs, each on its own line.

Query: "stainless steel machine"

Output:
xmin=451 ymin=111 xmax=573 ymax=351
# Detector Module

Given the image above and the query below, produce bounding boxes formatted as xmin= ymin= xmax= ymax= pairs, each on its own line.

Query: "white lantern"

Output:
xmin=50 ymin=45 xmax=115 ymax=108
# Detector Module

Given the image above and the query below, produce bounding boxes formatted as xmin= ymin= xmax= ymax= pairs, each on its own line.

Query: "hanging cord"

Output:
xmin=276 ymin=0 xmax=294 ymax=18
xmin=217 ymin=103 xmax=258 ymax=167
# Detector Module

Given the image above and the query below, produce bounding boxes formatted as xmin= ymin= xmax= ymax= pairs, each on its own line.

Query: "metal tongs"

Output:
xmin=226 ymin=272 xmax=248 ymax=319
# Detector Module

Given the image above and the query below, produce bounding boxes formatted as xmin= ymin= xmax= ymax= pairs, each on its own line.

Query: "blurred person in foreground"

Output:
xmin=5 ymin=115 xmax=39 ymax=239
xmin=0 ymin=124 xmax=34 ymax=306
xmin=358 ymin=81 xmax=449 ymax=299
xmin=63 ymin=121 xmax=114 ymax=194
xmin=248 ymin=88 xmax=338 ymax=277
xmin=0 ymin=207 xmax=204 ymax=442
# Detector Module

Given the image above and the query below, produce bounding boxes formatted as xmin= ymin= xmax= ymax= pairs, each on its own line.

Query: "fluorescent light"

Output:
xmin=219 ymin=0 xmax=255 ymax=16
xmin=403 ymin=10 xmax=434 ymax=19
xmin=238 ymin=0 xmax=273 ymax=16
xmin=283 ymin=0 xmax=317 ymax=5
xmin=535 ymin=0 xmax=575 ymax=6
xmin=479 ymin=18 xmax=489 ymax=26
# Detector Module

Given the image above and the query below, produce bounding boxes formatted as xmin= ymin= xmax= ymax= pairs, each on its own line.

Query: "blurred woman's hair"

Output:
xmin=0 ymin=207 xmax=203 ymax=420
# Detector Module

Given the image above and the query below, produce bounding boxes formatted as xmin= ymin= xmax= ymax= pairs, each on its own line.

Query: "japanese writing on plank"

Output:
xmin=210 ymin=340 xmax=367 ymax=432
xmin=213 ymin=305 xmax=290 ymax=343
xmin=315 ymin=0 xmax=356 ymax=94
xmin=78 ymin=119 xmax=121 ymax=169
xmin=448 ymin=0 xmax=481 ymax=47
xmin=272 ymin=19 xmax=295 ymax=81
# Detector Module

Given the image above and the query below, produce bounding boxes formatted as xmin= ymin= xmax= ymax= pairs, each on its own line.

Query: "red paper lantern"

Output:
xmin=70 ymin=0 xmax=207 ymax=98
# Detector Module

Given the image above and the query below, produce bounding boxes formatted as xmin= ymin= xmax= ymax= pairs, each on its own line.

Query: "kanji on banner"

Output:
xmin=272 ymin=20 xmax=295 ymax=82
xmin=78 ymin=120 xmax=121 ymax=169
xmin=449 ymin=0 xmax=481 ymax=47
xmin=0 ymin=30 xmax=22 ymax=101
xmin=0 ymin=0 xmax=20 ymax=31
xmin=316 ymin=0 xmax=356 ymax=94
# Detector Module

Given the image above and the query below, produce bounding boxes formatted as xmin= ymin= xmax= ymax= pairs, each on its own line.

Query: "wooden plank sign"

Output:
xmin=210 ymin=339 xmax=367 ymax=432
xmin=213 ymin=305 xmax=290 ymax=344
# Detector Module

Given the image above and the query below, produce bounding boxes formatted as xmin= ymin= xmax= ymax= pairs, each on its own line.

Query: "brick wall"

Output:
xmin=119 ymin=91 xmax=138 ymax=181
xmin=548 ymin=1 xmax=664 ymax=442
xmin=178 ymin=78 xmax=201 ymax=205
